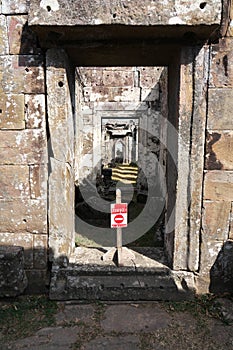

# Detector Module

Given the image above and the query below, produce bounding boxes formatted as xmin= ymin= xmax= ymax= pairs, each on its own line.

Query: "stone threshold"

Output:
xmin=49 ymin=247 xmax=196 ymax=301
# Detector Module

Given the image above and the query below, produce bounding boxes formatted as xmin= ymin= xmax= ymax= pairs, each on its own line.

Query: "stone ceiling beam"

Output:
xmin=28 ymin=0 xmax=227 ymax=66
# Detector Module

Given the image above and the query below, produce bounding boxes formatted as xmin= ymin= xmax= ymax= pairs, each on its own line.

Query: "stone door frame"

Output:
xmin=46 ymin=45 xmax=209 ymax=273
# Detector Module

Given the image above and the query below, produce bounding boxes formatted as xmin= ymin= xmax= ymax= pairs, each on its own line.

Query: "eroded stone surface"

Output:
xmin=210 ymin=39 xmax=233 ymax=88
xmin=101 ymin=304 xmax=172 ymax=332
xmin=0 ymin=55 xmax=44 ymax=94
xmin=46 ymin=51 xmax=75 ymax=263
xmin=55 ymin=303 xmax=95 ymax=325
xmin=0 ymin=15 xmax=9 ymax=55
xmin=7 ymin=15 xmax=40 ymax=55
xmin=0 ymin=246 xmax=28 ymax=297
xmin=199 ymin=240 xmax=224 ymax=276
xmin=25 ymin=94 xmax=46 ymax=129
xmin=1 ymin=0 xmax=29 ymax=14
xmin=28 ymin=0 xmax=222 ymax=26
xmin=0 ymin=93 xmax=25 ymax=129
xmin=209 ymin=240 xmax=233 ymax=293
xmin=206 ymin=131 xmax=233 ymax=170
xmin=208 ymin=88 xmax=233 ymax=130
xmin=85 ymin=335 xmax=140 ymax=350
xmin=0 ymin=165 xmax=30 ymax=199
xmin=49 ymin=247 xmax=195 ymax=300
xmin=4 ymin=326 xmax=80 ymax=350
xmin=0 ymin=199 xmax=47 ymax=234
xmin=49 ymin=159 xmax=75 ymax=263
xmin=204 ymin=171 xmax=233 ymax=201
xmin=202 ymin=201 xmax=231 ymax=240
xmin=0 ymin=129 xmax=47 ymax=164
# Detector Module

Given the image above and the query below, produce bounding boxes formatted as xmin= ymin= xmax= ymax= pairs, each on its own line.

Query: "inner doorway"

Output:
xmin=74 ymin=66 xmax=168 ymax=257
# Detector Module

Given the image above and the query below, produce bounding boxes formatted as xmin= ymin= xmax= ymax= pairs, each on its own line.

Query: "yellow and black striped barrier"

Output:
xmin=111 ymin=164 xmax=138 ymax=184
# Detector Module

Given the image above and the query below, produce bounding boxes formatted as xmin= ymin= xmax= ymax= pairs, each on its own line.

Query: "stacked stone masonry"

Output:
xmin=0 ymin=0 xmax=48 ymax=293
xmin=0 ymin=0 xmax=232 ymax=296
xmin=201 ymin=35 xmax=233 ymax=293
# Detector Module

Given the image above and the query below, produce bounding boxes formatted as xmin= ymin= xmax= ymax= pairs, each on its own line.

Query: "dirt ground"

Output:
xmin=0 ymin=295 xmax=233 ymax=350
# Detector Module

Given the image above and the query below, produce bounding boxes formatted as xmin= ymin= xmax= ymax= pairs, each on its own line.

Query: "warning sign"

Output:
xmin=111 ymin=203 xmax=128 ymax=228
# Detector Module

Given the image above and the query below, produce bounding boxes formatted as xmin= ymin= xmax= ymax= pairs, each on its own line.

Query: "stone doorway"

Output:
xmin=102 ymin=118 xmax=138 ymax=165
xmin=74 ymin=66 xmax=168 ymax=254
xmin=0 ymin=0 xmax=228 ymax=298
xmin=46 ymin=44 xmax=208 ymax=299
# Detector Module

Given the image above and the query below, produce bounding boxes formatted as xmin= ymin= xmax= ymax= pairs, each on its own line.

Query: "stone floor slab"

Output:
xmin=5 ymin=326 xmax=80 ymax=349
xmin=36 ymin=326 xmax=79 ymax=344
xmin=214 ymin=298 xmax=233 ymax=324
xmin=101 ymin=303 xmax=172 ymax=332
xmin=207 ymin=320 xmax=233 ymax=348
xmin=55 ymin=303 xmax=95 ymax=325
xmin=84 ymin=335 xmax=140 ymax=350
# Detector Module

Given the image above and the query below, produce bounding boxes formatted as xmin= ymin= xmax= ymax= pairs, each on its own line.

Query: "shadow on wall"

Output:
xmin=205 ymin=132 xmax=224 ymax=170
xmin=209 ymin=240 xmax=233 ymax=294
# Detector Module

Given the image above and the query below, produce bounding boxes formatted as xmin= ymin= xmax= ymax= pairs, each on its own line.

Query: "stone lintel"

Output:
xmin=28 ymin=0 xmax=222 ymax=27
xmin=28 ymin=1 xmax=224 ymax=65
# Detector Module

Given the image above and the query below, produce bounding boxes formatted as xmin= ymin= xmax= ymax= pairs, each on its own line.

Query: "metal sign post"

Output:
xmin=116 ymin=189 xmax=122 ymax=254
xmin=115 ymin=189 xmax=124 ymax=266
xmin=102 ymin=188 xmax=135 ymax=267
xmin=111 ymin=188 xmax=127 ymax=235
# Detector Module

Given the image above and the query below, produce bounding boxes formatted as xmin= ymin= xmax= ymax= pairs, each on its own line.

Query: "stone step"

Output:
xmin=49 ymin=247 xmax=196 ymax=301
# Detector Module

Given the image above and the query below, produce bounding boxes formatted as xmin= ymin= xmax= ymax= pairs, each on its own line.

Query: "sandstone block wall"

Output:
xmin=0 ymin=245 xmax=28 ymax=297
xmin=199 ymin=34 xmax=233 ymax=292
xmin=0 ymin=0 xmax=48 ymax=292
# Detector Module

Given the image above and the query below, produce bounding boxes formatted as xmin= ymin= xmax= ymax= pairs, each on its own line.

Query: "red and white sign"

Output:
xmin=111 ymin=203 xmax=128 ymax=228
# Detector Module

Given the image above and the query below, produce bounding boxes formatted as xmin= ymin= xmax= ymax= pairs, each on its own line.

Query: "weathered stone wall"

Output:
xmin=166 ymin=35 xmax=233 ymax=293
xmin=0 ymin=1 xmax=48 ymax=292
xmin=199 ymin=34 xmax=233 ymax=292
xmin=0 ymin=246 xmax=28 ymax=297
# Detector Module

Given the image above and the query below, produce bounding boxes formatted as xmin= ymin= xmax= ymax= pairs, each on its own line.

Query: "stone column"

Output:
xmin=167 ymin=46 xmax=209 ymax=271
xmin=46 ymin=49 xmax=75 ymax=265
